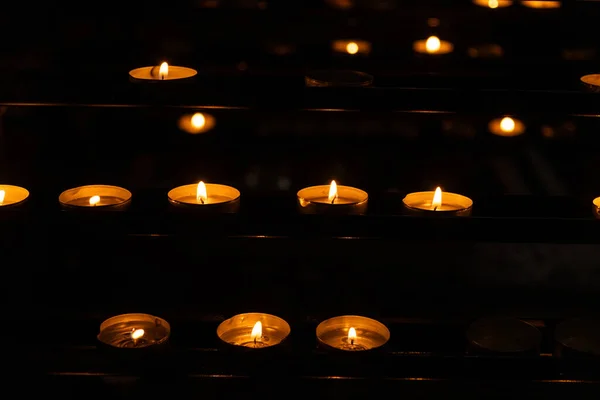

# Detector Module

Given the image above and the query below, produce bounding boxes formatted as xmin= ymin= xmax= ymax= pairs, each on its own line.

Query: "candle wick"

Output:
xmin=351 ymin=338 xmax=354 ymax=345
xmin=433 ymin=206 xmax=438 ymax=211
xmin=200 ymin=197 xmax=205 ymax=204
xmin=331 ymin=195 xmax=337 ymax=205
xmin=254 ymin=337 xmax=257 ymax=347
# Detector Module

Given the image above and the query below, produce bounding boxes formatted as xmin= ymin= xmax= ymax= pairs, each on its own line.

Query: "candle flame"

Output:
xmin=328 ymin=180 xmax=338 ymax=203
xmin=159 ymin=62 xmax=168 ymax=80
xmin=432 ymin=187 xmax=442 ymax=210
xmin=500 ymin=117 xmax=515 ymax=133
xmin=89 ymin=195 xmax=100 ymax=206
xmin=425 ymin=36 xmax=441 ymax=53
xmin=488 ymin=0 xmax=499 ymax=7
xmin=251 ymin=321 xmax=262 ymax=341
xmin=348 ymin=327 xmax=357 ymax=343
xmin=346 ymin=42 xmax=359 ymax=55
xmin=191 ymin=113 xmax=206 ymax=129
xmin=0 ymin=189 xmax=4 ymax=205
xmin=197 ymin=181 xmax=207 ymax=204
xmin=131 ymin=328 xmax=145 ymax=340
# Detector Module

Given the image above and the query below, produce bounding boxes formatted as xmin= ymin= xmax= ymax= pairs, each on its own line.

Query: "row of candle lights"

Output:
xmin=0 ymin=182 xmax=473 ymax=215
xmin=99 ymin=312 xmax=390 ymax=352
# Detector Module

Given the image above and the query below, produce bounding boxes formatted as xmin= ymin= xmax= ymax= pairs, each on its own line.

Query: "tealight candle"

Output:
xmin=331 ymin=40 xmax=372 ymax=56
xmin=168 ymin=181 xmax=240 ymax=213
xmin=473 ymin=0 xmax=513 ymax=8
xmin=177 ymin=112 xmax=216 ymax=134
xmin=466 ymin=317 xmax=541 ymax=355
xmin=217 ymin=312 xmax=291 ymax=349
xmin=297 ymin=180 xmax=368 ymax=215
xmin=59 ymin=185 xmax=132 ymax=210
xmin=403 ymin=187 xmax=473 ymax=216
xmin=581 ymin=74 xmax=600 ymax=93
xmin=592 ymin=197 xmax=600 ymax=218
xmin=97 ymin=313 xmax=171 ymax=349
xmin=0 ymin=185 xmax=29 ymax=208
xmin=129 ymin=61 xmax=197 ymax=81
xmin=520 ymin=1 xmax=560 ymax=8
xmin=413 ymin=36 xmax=454 ymax=55
xmin=316 ymin=315 xmax=390 ymax=352
xmin=489 ymin=116 xmax=525 ymax=137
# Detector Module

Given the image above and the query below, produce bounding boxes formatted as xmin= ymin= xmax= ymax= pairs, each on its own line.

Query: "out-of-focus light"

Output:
xmin=473 ymin=0 xmax=513 ymax=8
xmin=521 ymin=1 xmax=560 ymax=9
xmin=468 ymin=44 xmax=504 ymax=58
xmin=332 ymin=40 xmax=372 ymax=55
xmin=178 ymin=112 xmax=216 ymax=134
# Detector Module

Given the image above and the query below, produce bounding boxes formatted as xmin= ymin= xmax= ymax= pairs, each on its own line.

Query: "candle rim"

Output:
xmin=58 ymin=184 xmax=132 ymax=208
xmin=0 ymin=184 xmax=30 ymax=207
xmin=129 ymin=65 xmax=198 ymax=81
xmin=402 ymin=190 xmax=473 ymax=211
xmin=297 ymin=184 xmax=368 ymax=205
xmin=168 ymin=183 xmax=240 ymax=206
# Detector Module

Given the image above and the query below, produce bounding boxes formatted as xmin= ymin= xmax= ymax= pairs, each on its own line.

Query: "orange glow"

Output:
xmin=521 ymin=1 xmax=560 ymax=8
xmin=432 ymin=187 xmax=442 ymax=210
xmin=500 ymin=117 xmax=516 ymax=133
xmin=196 ymin=181 xmax=207 ymax=204
xmin=425 ymin=36 xmax=441 ymax=53
xmin=489 ymin=0 xmax=499 ymax=7
xmin=348 ymin=327 xmax=357 ymax=343
xmin=89 ymin=195 xmax=100 ymax=206
xmin=0 ymin=189 xmax=4 ymax=205
xmin=131 ymin=329 xmax=145 ymax=340
xmin=251 ymin=321 xmax=262 ymax=341
xmin=191 ymin=113 xmax=206 ymax=129
xmin=328 ymin=180 xmax=338 ymax=203
xmin=473 ymin=0 xmax=513 ymax=7
xmin=346 ymin=42 xmax=359 ymax=55
xmin=159 ymin=62 xmax=168 ymax=80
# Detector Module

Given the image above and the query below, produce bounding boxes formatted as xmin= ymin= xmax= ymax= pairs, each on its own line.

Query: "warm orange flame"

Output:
xmin=251 ymin=321 xmax=262 ymax=341
xmin=191 ymin=113 xmax=206 ymax=129
xmin=159 ymin=62 xmax=169 ymax=80
xmin=197 ymin=181 xmax=207 ymax=203
xmin=89 ymin=195 xmax=100 ymax=206
xmin=131 ymin=328 xmax=145 ymax=340
xmin=346 ymin=42 xmax=359 ymax=55
xmin=0 ymin=189 xmax=4 ymax=205
xmin=328 ymin=180 xmax=338 ymax=203
xmin=425 ymin=36 xmax=441 ymax=53
xmin=348 ymin=327 xmax=357 ymax=343
xmin=488 ymin=0 xmax=499 ymax=7
xmin=500 ymin=117 xmax=515 ymax=133
xmin=432 ymin=187 xmax=442 ymax=210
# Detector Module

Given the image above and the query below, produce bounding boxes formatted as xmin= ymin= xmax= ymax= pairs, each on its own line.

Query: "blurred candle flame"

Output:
xmin=89 ymin=195 xmax=100 ymax=206
xmin=425 ymin=36 xmax=441 ymax=53
xmin=346 ymin=42 xmax=359 ymax=54
xmin=0 ymin=189 xmax=4 ymax=205
xmin=191 ymin=113 xmax=206 ymax=129
xmin=500 ymin=117 xmax=516 ymax=133
xmin=131 ymin=329 xmax=145 ymax=340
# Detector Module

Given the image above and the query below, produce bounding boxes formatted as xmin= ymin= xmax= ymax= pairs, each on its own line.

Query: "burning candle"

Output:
xmin=520 ymin=1 xmax=560 ymax=8
xmin=59 ymin=185 xmax=132 ymax=210
xmin=168 ymin=181 xmax=240 ymax=212
xmin=0 ymin=185 xmax=29 ymax=208
xmin=473 ymin=0 xmax=513 ymax=7
xmin=129 ymin=61 xmax=197 ymax=81
xmin=403 ymin=187 xmax=473 ymax=216
xmin=297 ymin=180 xmax=368 ymax=215
xmin=488 ymin=116 xmax=525 ymax=137
xmin=332 ymin=40 xmax=372 ymax=56
xmin=413 ymin=36 xmax=454 ymax=55
xmin=581 ymin=74 xmax=600 ymax=92
xmin=316 ymin=315 xmax=390 ymax=351
xmin=178 ymin=112 xmax=216 ymax=134
xmin=217 ymin=313 xmax=291 ymax=349
xmin=97 ymin=313 xmax=170 ymax=349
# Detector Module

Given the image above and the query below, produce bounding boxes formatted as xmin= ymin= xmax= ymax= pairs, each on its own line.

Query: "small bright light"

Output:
xmin=0 ymin=190 xmax=5 ymax=205
xmin=500 ymin=117 xmax=516 ymax=133
xmin=159 ymin=62 xmax=168 ymax=80
xmin=432 ymin=187 xmax=443 ymax=210
xmin=328 ymin=180 xmax=338 ymax=203
xmin=131 ymin=329 xmax=145 ymax=340
xmin=425 ymin=36 xmax=441 ymax=53
xmin=197 ymin=181 xmax=207 ymax=203
xmin=489 ymin=0 xmax=499 ymax=7
xmin=251 ymin=321 xmax=262 ymax=341
xmin=89 ymin=195 xmax=100 ymax=206
xmin=346 ymin=42 xmax=359 ymax=55
xmin=191 ymin=113 xmax=206 ymax=129
xmin=348 ymin=327 xmax=357 ymax=342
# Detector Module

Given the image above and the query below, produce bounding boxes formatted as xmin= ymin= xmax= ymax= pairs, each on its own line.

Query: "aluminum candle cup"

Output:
xmin=554 ymin=318 xmax=600 ymax=359
xmin=129 ymin=62 xmax=197 ymax=82
xmin=97 ymin=313 xmax=171 ymax=351
xmin=0 ymin=185 xmax=29 ymax=208
xmin=59 ymin=185 xmax=132 ymax=210
xmin=217 ymin=313 xmax=291 ymax=350
xmin=297 ymin=181 xmax=368 ymax=215
xmin=168 ymin=182 xmax=240 ymax=213
xmin=316 ymin=315 xmax=390 ymax=352
xmin=402 ymin=187 xmax=472 ymax=216
xmin=466 ymin=317 xmax=542 ymax=355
